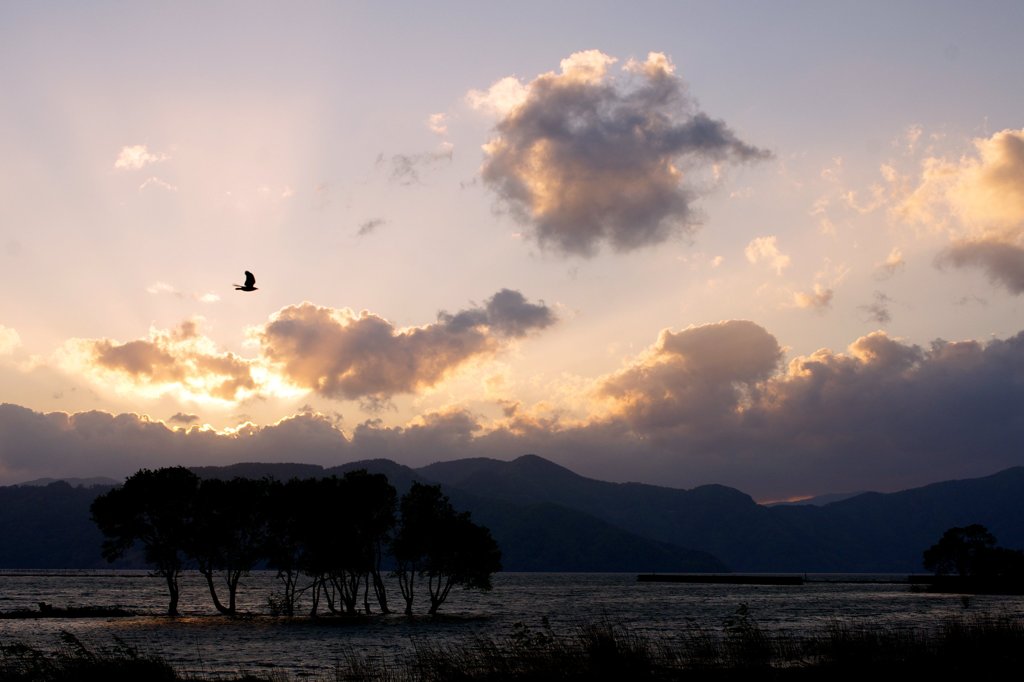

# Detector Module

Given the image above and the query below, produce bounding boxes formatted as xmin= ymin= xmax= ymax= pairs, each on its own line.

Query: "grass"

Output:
xmin=2 ymin=612 xmax=1024 ymax=681
xmin=0 ymin=631 xmax=176 ymax=682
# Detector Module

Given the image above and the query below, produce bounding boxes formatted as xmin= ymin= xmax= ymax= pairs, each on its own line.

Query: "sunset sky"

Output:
xmin=2 ymin=1 xmax=1024 ymax=500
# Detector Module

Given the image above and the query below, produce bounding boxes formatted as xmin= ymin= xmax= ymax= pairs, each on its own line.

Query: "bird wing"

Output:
xmin=244 ymin=271 xmax=256 ymax=287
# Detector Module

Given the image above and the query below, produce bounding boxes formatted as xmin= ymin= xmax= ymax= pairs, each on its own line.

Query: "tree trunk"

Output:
xmin=309 ymin=577 xmax=322 ymax=618
xmin=202 ymin=568 xmax=231 ymax=615
xmin=227 ymin=570 xmax=242 ymax=615
xmin=396 ymin=565 xmax=415 ymax=616
xmin=371 ymin=568 xmax=390 ymax=614
xmin=164 ymin=571 xmax=181 ymax=617
xmin=276 ymin=569 xmax=298 ymax=617
xmin=427 ymin=574 xmax=455 ymax=616
xmin=363 ymin=574 xmax=371 ymax=614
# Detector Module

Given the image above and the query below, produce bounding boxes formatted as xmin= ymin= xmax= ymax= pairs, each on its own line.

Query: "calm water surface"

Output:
xmin=1 ymin=571 xmax=1021 ymax=678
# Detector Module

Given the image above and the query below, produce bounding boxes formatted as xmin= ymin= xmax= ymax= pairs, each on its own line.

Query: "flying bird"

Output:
xmin=234 ymin=271 xmax=258 ymax=291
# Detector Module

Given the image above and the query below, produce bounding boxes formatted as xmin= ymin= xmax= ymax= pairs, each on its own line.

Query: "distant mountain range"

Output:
xmin=2 ymin=455 xmax=1023 ymax=572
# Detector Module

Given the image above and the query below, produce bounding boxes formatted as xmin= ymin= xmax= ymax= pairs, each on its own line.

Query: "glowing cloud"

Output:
xmin=745 ymin=236 xmax=791 ymax=275
xmin=875 ymin=247 xmax=905 ymax=279
xmin=0 ymin=326 xmax=20 ymax=355
xmin=256 ymin=290 xmax=556 ymax=402
xmin=138 ymin=176 xmax=178 ymax=192
xmin=793 ymin=284 xmax=834 ymax=311
xmin=57 ymin=320 xmax=259 ymax=403
xmin=472 ymin=50 xmax=770 ymax=256
xmin=901 ymin=129 xmax=1024 ymax=293
xmin=599 ymin=320 xmax=783 ymax=434
xmin=427 ymin=112 xmax=449 ymax=135
xmin=114 ymin=144 xmax=169 ymax=170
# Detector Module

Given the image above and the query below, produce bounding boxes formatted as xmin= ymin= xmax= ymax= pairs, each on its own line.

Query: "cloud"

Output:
xmin=568 ymin=325 xmax=1024 ymax=497
xmin=938 ymin=239 xmax=1024 ymax=294
xmin=7 ymin=324 xmax=1024 ymax=498
xmin=471 ymin=50 xmax=770 ymax=257
xmin=114 ymin=144 xmax=168 ymax=170
xmin=146 ymin=282 xmax=220 ymax=304
xmin=899 ymin=129 xmax=1024 ymax=293
xmin=599 ymin=320 xmax=783 ymax=434
xmin=745 ymin=236 xmax=790 ymax=275
xmin=791 ymin=260 xmax=848 ymax=312
xmin=357 ymin=218 xmax=386 ymax=236
xmin=793 ymin=283 xmax=834 ymax=311
xmin=168 ymin=412 xmax=200 ymax=426
xmin=440 ymin=289 xmax=557 ymax=338
xmin=0 ymin=326 xmax=20 ymax=355
xmin=256 ymin=289 xmax=556 ymax=401
xmin=859 ymin=291 xmax=893 ymax=324
xmin=138 ymin=176 xmax=178 ymax=192
xmin=381 ymin=149 xmax=453 ymax=185
xmin=0 ymin=406 xmax=351 ymax=484
xmin=875 ymin=247 xmax=905 ymax=279
xmin=900 ymin=129 xmax=1024 ymax=234
xmin=427 ymin=113 xmax=448 ymax=136
xmin=57 ymin=320 xmax=259 ymax=402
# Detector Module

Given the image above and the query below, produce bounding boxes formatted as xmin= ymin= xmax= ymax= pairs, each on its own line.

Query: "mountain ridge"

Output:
xmin=3 ymin=456 xmax=1022 ymax=572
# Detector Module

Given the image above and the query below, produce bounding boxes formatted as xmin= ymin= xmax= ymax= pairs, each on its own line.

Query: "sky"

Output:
xmin=2 ymin=1 xmax=1024 ymax=501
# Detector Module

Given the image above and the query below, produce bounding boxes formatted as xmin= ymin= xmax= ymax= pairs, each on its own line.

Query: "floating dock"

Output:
xmin=637 ymin=574 xmax=804 ymax=585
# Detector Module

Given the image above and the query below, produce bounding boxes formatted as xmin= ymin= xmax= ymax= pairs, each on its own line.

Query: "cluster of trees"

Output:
xmin=923 ymin=524 xmax=1024 ymax=581
xmin=90 ymin=467 xmax=501 ymax=617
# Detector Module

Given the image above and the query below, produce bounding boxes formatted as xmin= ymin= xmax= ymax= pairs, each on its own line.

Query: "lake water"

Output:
xmin=1 ymin=570 xmax=1021 ymax=678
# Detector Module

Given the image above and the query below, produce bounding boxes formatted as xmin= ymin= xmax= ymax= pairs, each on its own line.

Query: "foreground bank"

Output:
xmin=2 ymin=615 xmax=1022 ymax=681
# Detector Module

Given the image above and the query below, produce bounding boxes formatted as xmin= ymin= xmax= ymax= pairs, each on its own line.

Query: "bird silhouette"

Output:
xmin=234 ymin=271 xmax=258 ymax=291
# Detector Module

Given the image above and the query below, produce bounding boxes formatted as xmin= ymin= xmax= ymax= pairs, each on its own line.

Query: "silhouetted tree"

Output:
xmin=187 ymin=477 xmax=269 ymax=616
xmin=291 ymin=476 xmax=355 ymax=616
xmin=424 ymin=512 xmax=502 ymax=615
xmin=322 ymin=475 xmax=363 ymax=615
xmin=392 ymin=483 xmax=502 ymax=616
xmin=923 ymin=524 xmax=998 ymax=577
xmin=90 ymin=467 xmax=200 ymax=616
xmin=392 ymin=483 xmax=436 ymax=615
xmin=263 ymin=478 xmax=311 ymax=617
xmin=340 ymin=470 xmax=396 ymax=614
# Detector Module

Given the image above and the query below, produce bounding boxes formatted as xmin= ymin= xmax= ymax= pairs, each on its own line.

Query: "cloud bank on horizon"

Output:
xmin=2 ymin=9 xmax=1024 ymax=502
xmin=4 ymin=318 xmax=1024 ymax=501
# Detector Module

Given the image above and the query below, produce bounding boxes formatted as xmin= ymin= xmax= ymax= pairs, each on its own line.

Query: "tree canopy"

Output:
xmin=90 ymin=467 xmax=200 ymax=616
xmin=923 ymin=523 xmax=1024 ymax=587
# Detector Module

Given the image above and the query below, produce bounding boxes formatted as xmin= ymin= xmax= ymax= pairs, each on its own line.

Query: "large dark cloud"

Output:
xmin=599 ymin=320 xmax=782 ymax=434
xmin=938 ymin=240 xmax=1024 ymax=294
xmin=475 ymin=51 xmax=770 ymax=256
xmin=257 ymin=290 xmax=555 ymax=401
xmin=8 ymin=323 xmax=1024 ymax=500
xmin=0 ymin=405 xmax=349 ymax=484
